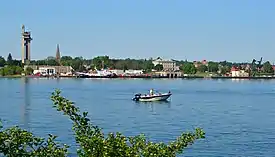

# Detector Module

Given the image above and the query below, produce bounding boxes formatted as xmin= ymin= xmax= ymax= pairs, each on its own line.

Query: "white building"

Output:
xmin=154 ymin=71 xmax=183 ymax=78
xmin=31 ymin=66 xmax=73 ymax=76
xmin=34 ymin=67 xmax=56 ymax=76
xmin=231 ymin=67 xmax=249 ymax=77
xmin=231 ymin=70 xmax=240 ymax=77
xmin=152 ymin=57 xmax=178 ymax=71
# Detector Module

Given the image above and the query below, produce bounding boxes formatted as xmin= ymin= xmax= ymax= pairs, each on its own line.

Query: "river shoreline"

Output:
xmin=2 ymin=75 xmax=275 ymax=80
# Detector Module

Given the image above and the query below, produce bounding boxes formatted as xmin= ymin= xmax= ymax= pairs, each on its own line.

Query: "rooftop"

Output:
xmin=153 ymin=57 xmax=175 ymax=62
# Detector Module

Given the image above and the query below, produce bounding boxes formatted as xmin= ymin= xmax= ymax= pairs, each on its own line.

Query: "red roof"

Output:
xmin=201 ymin=60 xmax=207 ymax=64
xmin=231 ymin=66 xmax=239 ymax=71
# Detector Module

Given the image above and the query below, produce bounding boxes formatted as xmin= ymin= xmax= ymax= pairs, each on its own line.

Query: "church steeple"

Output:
xmin=56 ymin=44 xmax=61 ymax=65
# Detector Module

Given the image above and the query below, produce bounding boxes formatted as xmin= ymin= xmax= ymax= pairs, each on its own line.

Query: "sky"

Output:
xmin=0 ymin=0 xmax=275 ymax=63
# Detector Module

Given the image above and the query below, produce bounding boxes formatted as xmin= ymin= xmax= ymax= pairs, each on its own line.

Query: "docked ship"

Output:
xmin=76 ymin=70 xmax=118 ymax=78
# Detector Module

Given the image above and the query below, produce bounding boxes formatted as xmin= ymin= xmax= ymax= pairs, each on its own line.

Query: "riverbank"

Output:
xmin=2 ymin=75 xmax=275 ymax=80
xmin=76 ymin=75 xmax=275 ymax=79
xmin=0 ymin=75 xmax=22 ymax=78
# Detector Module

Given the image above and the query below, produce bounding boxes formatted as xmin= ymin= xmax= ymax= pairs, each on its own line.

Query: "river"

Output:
xmin=0 ymin=78 xmax=275 ymax=156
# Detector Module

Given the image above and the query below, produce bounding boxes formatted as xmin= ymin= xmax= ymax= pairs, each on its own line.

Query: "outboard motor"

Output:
xmin=132 ymin=93 xmax=141 ymax=101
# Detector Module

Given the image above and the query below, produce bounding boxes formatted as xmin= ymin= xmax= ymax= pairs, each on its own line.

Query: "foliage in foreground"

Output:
xmin=0 ymin=90 xmax=205 ymax=157
xmin=0 ymin=120 xmax=68 ymax=156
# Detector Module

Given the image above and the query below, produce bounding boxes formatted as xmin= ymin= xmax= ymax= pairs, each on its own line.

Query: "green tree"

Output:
xmin=46 ymin=59 xmax=59 ymax=66
xmin=92 ymin=56 xmax=111 ymax=70
xmin=207 ymin=62 xmax=219 ymax=73
xmin=7 ymin=53 xmax=13 ymax=66
xmin=12 ymin=60 xmax=22 ymax=67
xmin=111 ymin=59 xmax=124 ymax=70
xmin=0 ymin=90 xmax=205 ymax=156
xmin=0 ymin=66 xmax=23 ymax=76
xmin=262 ymin=61 xmax=274 ymax=73
xmin=220 ymin=66 xmax=230 ymax=75
xmin=0 ymin=69 xmax=4 ymax=76
xmin=25 ymin=67 xmax=34 ymax=75
xmin=219 ymin=60 xmax=233 ymax=68
xmin=154 ymin=64 xmax=163 ymax=71
xmin=14 ymin=66 xmax=23 ymax=74
xmin=0 ymin=56 xmax=5 ymax=67
xmin=111 ymin=59 xmax=145 ymax=70
xmin=123 ymin=63 xmax=128 ymax=71
xmin=180 ymin=63 xmax=197 ymax=74
xmin=35 ymin=60 xmax=47 ymax=65
xmin=60 ymin=56 xmax=73 ymax=66
xmin=72 ymin=57 xmax=85 ymax=72
xmin=197 ymin=64 xmax=207 ymax=73
xmin=143 ymin=61 xmax=154 ymax=73
xmin=92 ymin=56 xmax=104 ymax=69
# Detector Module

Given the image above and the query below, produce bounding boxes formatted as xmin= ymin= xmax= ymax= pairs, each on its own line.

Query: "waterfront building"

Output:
xmin=29 ymin=65 xmax=73 ymax=76
xmin=154 ymin=71 xmax=183 ymax=78
xmin=231 ymin=66 xmax=249 ymax=77
xmin=152 ymin=57 xmax=178 ymax=71
xmin=22 ymin=40 xmax=73 ymax=76
xmin=34 ymin=67 xmax=56 ymax=76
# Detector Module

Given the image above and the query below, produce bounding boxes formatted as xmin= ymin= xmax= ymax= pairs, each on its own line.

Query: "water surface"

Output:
xmin=1 ymin=78 xmax=275 ymax=156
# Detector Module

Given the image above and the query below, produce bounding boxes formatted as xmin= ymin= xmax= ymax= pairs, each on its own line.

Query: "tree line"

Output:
xmin=1 ymin=53 xmax=274 ymax=75
xmin=0 ymin=53 xmax=35 ymax=76
xmin=0 ymin=53 xmax=24 ymax=76
xmin=30 ymin=55 xmax=275 ymax=75
xmin=179 ymin=60 xmax=274 ymax=75
xmin=31 ymin=55 xmax=157 ymax=73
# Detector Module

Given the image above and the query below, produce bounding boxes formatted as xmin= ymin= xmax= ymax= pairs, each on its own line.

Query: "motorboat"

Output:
xmin=132 ymin=91 xmax=172 ymax=102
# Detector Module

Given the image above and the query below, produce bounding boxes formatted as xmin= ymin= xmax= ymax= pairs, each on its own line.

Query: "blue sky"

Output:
xmin=0 ymin=0 xmax=275 ymax=62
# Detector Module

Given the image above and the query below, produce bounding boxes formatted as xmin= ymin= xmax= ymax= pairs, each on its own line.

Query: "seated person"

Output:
xmin=149 ymin=89 xmax=154 ymax=95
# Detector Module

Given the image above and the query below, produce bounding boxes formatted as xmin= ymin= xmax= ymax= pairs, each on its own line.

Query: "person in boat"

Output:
xmin=149 ymin=89 xmax=154 ymax=96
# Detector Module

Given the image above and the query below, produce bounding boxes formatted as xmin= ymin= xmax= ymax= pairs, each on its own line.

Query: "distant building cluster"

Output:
xmin=16 ymin=25 xmax=275 ymax=78
xmin=26 ymin=44 xmax=73 ymax=76
xmin=21 ymin=25 xmax=73 ymax=76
